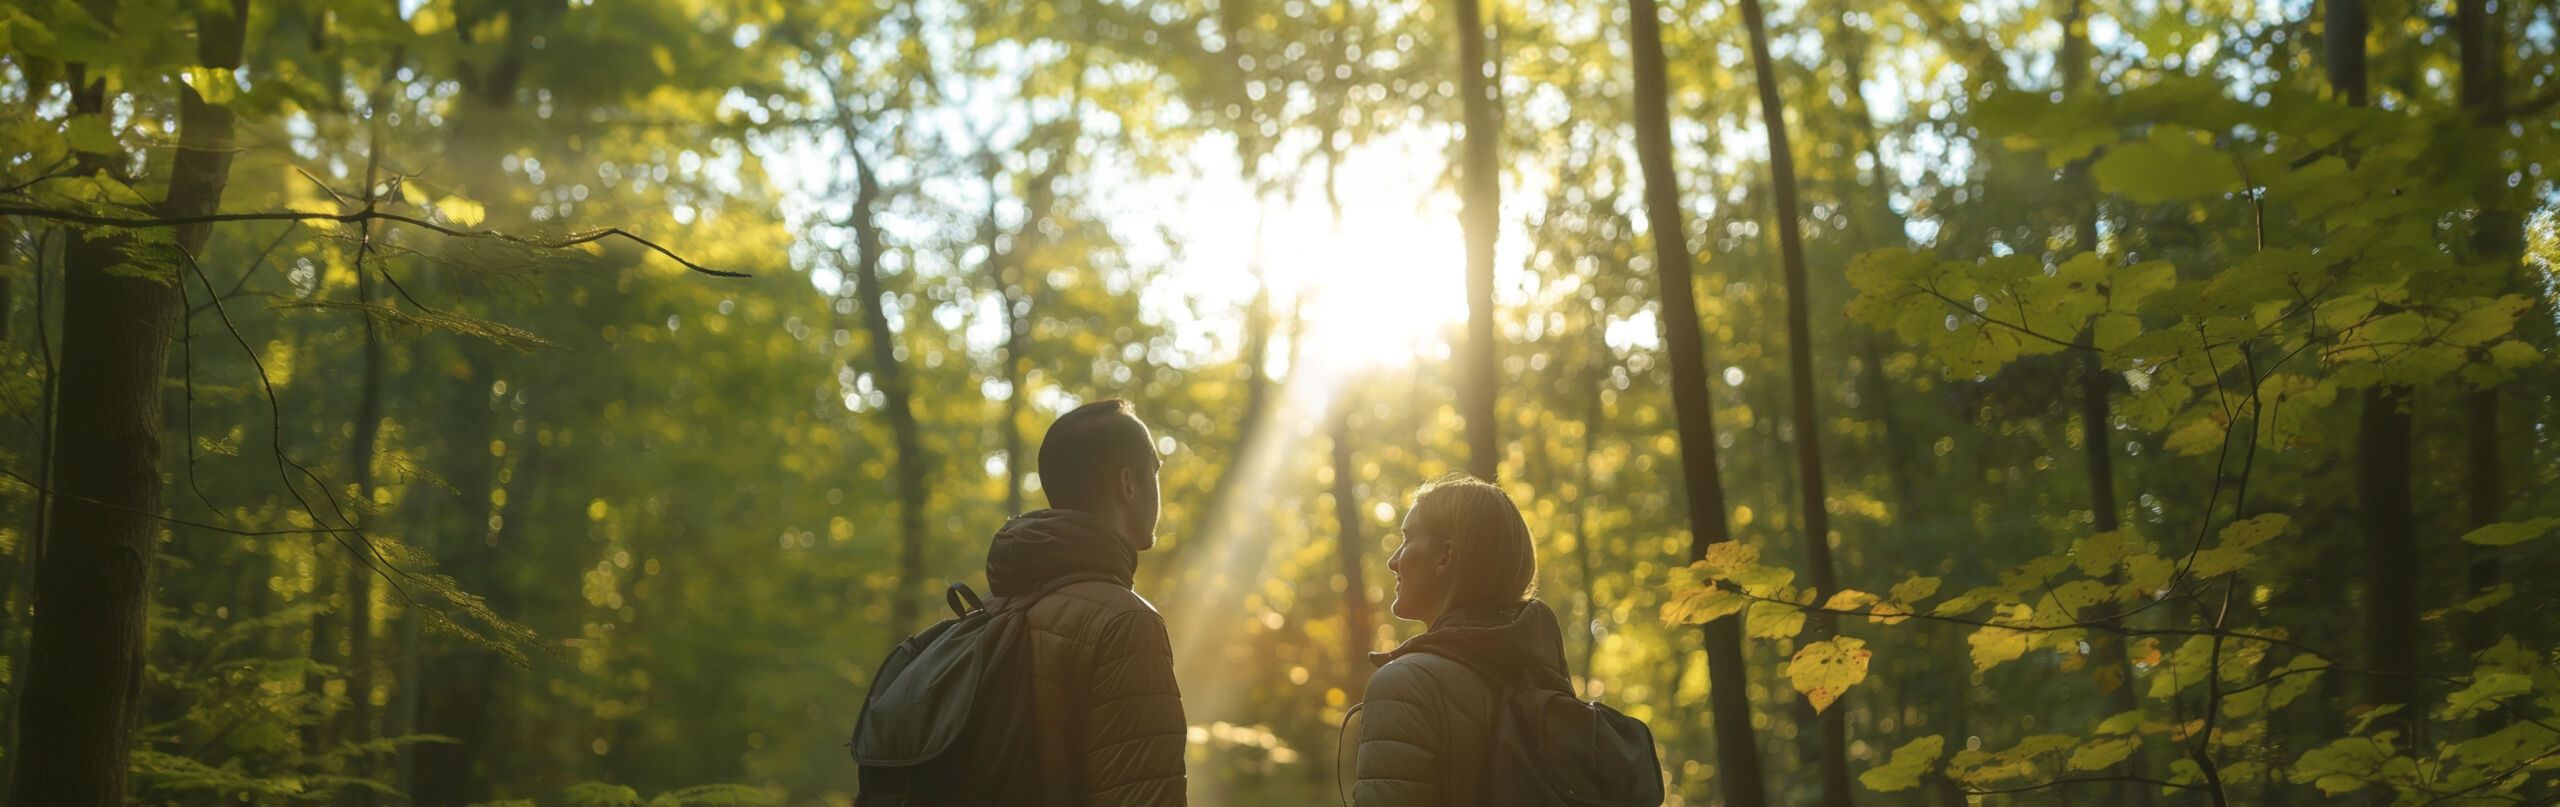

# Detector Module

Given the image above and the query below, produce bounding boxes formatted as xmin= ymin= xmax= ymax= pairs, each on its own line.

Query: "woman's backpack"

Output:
xmin=1337 ymin=656 xmax=1665 ymax=807
xmin=1476 ymin=683 xmax=1665 ymax=807
xmin=849 ymin=573 xmax=1112 ymax=807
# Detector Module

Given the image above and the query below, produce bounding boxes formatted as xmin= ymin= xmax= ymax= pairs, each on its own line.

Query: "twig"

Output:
xmin=186 ymin=223 xmax=296 ymax=317
xmin=1956 ymin=773 xmax=2205 ymax=795
xmin=1907 ymin=282 xmax=2098 ymax=351
xmin=176 ymin=244 xmax=406 ymax=600
xmin=0 ymin=205 xmax=750 ymax=278
xmin=0 ymin=470 xmax=352 ymax=539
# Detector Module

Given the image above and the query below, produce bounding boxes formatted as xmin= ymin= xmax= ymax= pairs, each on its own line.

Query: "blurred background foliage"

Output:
xmin=0 ymin=0 xmax=2556 ymax=804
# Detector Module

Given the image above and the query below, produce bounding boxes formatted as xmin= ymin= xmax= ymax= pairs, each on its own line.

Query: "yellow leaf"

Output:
xmin=183 ymin=67 xmax=237 ymax=105
xmin=1660 ymin=582 xmax=1749 ymax=626
xmin=1859 ymin=735 xmax=1943 ymax=792
xmin=436 ymin=195 xmax=486 ymax=228
xmin=1968 ymin=626 xmax=2029 ymax=671
xmin=1745 ymin=602 xmax=1807 ymax=640
xmin=1822 ymin=589 xmax=1880 ymax=613
xmin=1888 ymin=576 xmax=1941 ymax=604
xmin=1867 ymin=601 xmax=1914 ymax=625
xmin=2071 ymin=530 xmax=2132 ymax=576
xmin=2130 ymin=637 xmax=2162 ymax=667
xmin=1699 ymin=541 xmax=1761 ymax=577
xmin=1787 ymin=637 xmax=1872 ymax=714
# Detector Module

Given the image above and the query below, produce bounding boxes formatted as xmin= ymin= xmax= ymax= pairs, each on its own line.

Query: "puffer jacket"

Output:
xmin=1353 ymin=599 xmax=1575 ymax=807
xmin=983 ymin=509 xmax=1187 ymax=807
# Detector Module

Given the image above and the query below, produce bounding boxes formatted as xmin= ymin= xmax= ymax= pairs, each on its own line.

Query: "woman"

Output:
xmin=1351 ymin=474 xmax=1577 ymax=806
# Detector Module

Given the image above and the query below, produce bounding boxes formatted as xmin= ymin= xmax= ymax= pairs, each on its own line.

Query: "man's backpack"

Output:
xmin=850 ymin=573 xmax=1112 ymax=807
xmin=1339 ymin=655 xmax=1665 ymax=807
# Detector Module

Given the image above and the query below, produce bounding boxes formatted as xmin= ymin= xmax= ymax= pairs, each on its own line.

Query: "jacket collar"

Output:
xmin=984 ymin=508 xmax=1138 ymax=596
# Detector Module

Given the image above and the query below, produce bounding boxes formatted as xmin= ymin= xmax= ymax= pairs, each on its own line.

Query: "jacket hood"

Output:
xmin=1370 ymin=599 xmax=1575 ymax=693
xmin=984 ymin=508 xmax=1138 ymax=597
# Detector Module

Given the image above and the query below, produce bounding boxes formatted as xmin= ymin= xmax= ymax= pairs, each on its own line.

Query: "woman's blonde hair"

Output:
xmin=1406 ymin=474 xmax=1537 ymax=614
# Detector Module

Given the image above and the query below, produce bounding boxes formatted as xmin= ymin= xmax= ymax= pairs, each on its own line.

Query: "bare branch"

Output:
xmin=0 ymin=205 xmax=750 ymax=278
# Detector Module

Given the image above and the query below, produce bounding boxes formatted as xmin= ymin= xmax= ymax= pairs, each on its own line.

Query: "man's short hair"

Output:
xmin=1037 ymin=398 xmax=1155 ymax=510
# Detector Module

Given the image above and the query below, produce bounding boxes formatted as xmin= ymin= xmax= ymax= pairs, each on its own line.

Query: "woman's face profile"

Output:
xmin=1387 ymin=510 xmax=1453 ymax=623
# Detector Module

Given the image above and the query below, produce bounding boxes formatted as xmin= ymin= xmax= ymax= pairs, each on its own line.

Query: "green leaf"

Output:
xmin=2066 ymin=736 xmax=2139 ymax=772
xmin=1786 ymin=636 xmax=1871 ymax=714
xmin=2091 ymin=125 xmax=2241 ymax=203
xmin=2459 ymin=518 xmax=2560 ymax=546
xmin=1859 ymin=735 xmax=1944 ymax=792
xmin=565 ymin=782 xmax=646 ymax=807
xmin=2162 ymin=417 xmax=2224 ymax=456
xmin=2488 ymin=340 xmax=2541 ymax=369
xmin=65 ymin=114 xmax=117 ymax=154
xmin=2217 ymin=513 xmax=2289 ymax=551
xmin=2440 ymin=672 xmax=2532 ymax=721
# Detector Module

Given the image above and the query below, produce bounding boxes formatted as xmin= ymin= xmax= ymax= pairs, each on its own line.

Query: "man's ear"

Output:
xmin=1118 ymin=466 xmax=1139 ymax=502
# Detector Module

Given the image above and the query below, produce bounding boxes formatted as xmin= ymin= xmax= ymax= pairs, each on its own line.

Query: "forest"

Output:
xmin=1 ymin=0 xmax=2556 ymax=804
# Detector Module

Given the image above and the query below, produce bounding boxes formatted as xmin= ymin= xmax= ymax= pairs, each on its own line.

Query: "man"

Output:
xmin=984 ymin=398 xmax=1186 ymax=806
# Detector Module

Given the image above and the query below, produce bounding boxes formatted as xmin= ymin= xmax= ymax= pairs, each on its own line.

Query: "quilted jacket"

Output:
xmin=1352 ymin=599 xmax=1575 ymax=807
xmin=984 ymin=509 xmax=1187 ymax=807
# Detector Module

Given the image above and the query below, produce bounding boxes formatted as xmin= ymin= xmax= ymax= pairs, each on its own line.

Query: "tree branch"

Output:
xmin=0 ymin=205 xmax=749 ymax=278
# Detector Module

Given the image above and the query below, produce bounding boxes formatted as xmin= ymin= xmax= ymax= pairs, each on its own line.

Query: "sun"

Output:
xmin=1270 ymin=196 xmax=1471 ymax=377
xmin=1150 ymin=135 xmax=1473 ymax=398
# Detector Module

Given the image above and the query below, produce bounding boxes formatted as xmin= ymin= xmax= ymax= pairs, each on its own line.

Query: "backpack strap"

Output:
xmin=1334 ymin=701 xmax=1365 ymax=807
xmin=947 ymin=583 xmax=987 ymax=618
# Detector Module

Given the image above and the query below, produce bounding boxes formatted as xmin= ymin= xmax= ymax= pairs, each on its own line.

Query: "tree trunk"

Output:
xmin=1628 ymin=0 xmax=1768 ymax=804
xmin=411 ymin=352 xmax=507 ymax=807
xmin=11 ymin=4 xmax=250 ymax=804
xmin=1576 ymin=323 xmax=1610 ymax=696
xmin=2456 ymin=0 xmax=2513 ymax=733
xmin=340 ymin=211 xmax=388 ymax=807
xmin=1734 ymin=0 xmax=1851 ymax=802
xmin=2324 ymin=0 xmax=2421 ymax=740
xmin=2054 ymin=2 xmax=2153 ymax=801
xmin=1454 ymin=0 xmax=1502 ymax=482
xmin=981 ymin=164 xmax=1028 ymax=517
xmin=1331 ymin=403 xmax=1370 ymax=698
xmin=845 ymin=143 xmax=930 ymax=636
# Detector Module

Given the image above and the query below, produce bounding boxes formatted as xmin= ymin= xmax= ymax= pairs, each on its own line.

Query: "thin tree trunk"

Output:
xmin=1628 ymin=0 xmax=1768 ymax=803
xmin=844 ymin=142 xmax=929 ymax=636
xmin=11 ymin=4 xmax=250 ymax=804
xmin=1454 ymin=0 xmax=1502 ymax=482
xmin=411 ymin=352 xmax=505 ymax=807
xmin=1331 ymin=404 xmax=1370 ymax=698
xmin=981 ymin=163 xmax=1028 ymax=517
xmin=1735 ymin=0 xmax=1851 ymax=802
xmin=1576 ymin=322 xmax=1609 ymax=697
xmin=2053 ymin=2 xmax=2153 ymax=801
xmin=2456 ymin=0 xmax=2513 ymax=734
xmin=2324 ymin=0 xmax=2421 ymax=741
xmin=337 ymin=112 xmax=394 ymax=807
